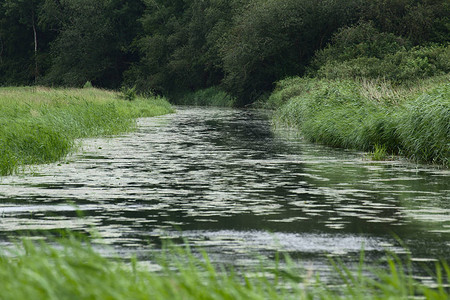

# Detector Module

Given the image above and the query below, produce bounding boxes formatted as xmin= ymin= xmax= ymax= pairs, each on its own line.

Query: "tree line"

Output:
xmin=1 ymin=0 xmax=448 ymax=106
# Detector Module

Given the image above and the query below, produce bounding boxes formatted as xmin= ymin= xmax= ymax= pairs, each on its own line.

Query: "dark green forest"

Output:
xmin=1 ymin=0 xmax=449 ymax=106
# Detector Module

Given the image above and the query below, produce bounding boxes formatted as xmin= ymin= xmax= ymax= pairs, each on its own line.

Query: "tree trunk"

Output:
xmin=0 ymin=36 xmax=3 ymax=63
xmin=32 ymin=11 xmax=38 ymax=83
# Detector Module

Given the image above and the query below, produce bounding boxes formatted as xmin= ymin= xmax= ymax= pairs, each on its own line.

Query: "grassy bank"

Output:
xmin=0 ymin=87 xmax=173 ymax=176
xmin=270 ymin=75 xmax=450 ymax=167
xmin=0 ymin=237 xmax=448 ymax=299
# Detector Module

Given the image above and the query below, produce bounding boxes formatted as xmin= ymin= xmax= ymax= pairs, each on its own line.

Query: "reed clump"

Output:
xmin=272 ymin=76 xmax=450 ymax=167
xmin=0 ymin=87 xmax=173 ymax=176
xmin=0 ymin=237 xmax=448 ymax=299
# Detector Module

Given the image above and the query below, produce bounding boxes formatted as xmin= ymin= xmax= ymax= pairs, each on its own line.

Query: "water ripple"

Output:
xmin=0 ymin=107 xmax=448 ymax=265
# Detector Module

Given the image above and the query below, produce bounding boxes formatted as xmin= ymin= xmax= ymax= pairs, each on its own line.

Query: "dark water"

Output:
xmin=0 ymin=107 xmax=449 ymax=273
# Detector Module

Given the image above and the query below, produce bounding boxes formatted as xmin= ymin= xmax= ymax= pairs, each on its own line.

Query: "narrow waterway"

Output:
xmin=0 ymin=107 xmax=449 ymax=273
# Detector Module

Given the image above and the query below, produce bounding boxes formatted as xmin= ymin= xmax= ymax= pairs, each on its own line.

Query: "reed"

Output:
xmin=272 ymin=76 xmax=449 ymax=167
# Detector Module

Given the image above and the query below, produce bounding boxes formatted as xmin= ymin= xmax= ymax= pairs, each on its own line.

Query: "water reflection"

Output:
xmin=0 ymin=107 xmax=448 ymax=268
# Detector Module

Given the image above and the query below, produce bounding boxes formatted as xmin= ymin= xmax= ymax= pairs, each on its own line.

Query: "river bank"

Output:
xmin=0 ymin=87 xmax=173 ymax=176
xmin=171 ymin=75 xmax=449 ymax=167
xmin=269 ymin=75 xmax=449 ymax=167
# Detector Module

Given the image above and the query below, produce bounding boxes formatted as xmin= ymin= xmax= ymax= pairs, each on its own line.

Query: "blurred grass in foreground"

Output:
xmin=0 ymin=237 xmax=448 ymax=299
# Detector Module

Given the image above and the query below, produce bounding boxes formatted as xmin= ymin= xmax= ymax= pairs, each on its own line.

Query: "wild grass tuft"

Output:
xmin=0 ymin=87 xmax=173 ymax=176
xmin=370 ymin=144 xmax=389 ymax=161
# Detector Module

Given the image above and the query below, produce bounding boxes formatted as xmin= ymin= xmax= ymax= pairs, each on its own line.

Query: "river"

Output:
xmin=0 ymin=107 xmax=449 ymax=276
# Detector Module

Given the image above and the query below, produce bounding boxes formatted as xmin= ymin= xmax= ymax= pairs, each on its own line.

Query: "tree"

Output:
xmin=127 ymin=0 xmax=247 ymax=97
xmin=219 ymin=0 xmax=362 ymax=105
xmin=42 ymin=0 xmax=145 ymax=88
xmin=360 ymin=0 xmax=450 ymax=45
xmin=1 ymin=0 xmax=44 ymax=84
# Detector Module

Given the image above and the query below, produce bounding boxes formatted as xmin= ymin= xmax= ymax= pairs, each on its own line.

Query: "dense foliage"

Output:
xmin=1 ymin=0 xmax=449 ymax=105
xmin=309 ymin=22 xmax=450 ymax=83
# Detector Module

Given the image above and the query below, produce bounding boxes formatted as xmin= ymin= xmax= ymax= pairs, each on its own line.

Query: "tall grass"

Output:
xmin=397 ymin=84 xmax=450 ymax=166
xmin=0 ymin=237 xmax=448 ymax=299
xmin=272 ymin=76 xmax=449 ymax=166
xmin=0 ymin=87 xmax=173 ymax=176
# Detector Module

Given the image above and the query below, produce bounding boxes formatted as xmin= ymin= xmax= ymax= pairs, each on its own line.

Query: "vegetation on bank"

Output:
xmin=0 ymin=87 xmax=173 ymax=176
xmin=172 ymin=87 xmax=236 ymax=107
xmin=271 ymin=76 xmax=449 ymax=167
xmin=0 ymin=237 xmax=448 ymax=300
xmin=268 ymin=22 xmax=449 ymax=166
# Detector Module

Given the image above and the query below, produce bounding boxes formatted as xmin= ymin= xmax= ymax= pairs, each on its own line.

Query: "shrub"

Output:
xmin=311 ymin=21 xmax=409 ymax=68
xmin=119 ymin=86 xmax=137 ymax=101
xmin=310 ymin=21 xmax=450 ymax=83
xmin=314 ymin=44 xmax=450 ymax=83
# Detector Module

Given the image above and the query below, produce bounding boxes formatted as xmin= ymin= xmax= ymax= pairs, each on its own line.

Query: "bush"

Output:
xmin=119 ymin=86 xmax=137 ymax=101
xmin=311 ymin=21 xmax=409 ymax=68
xmin=315 ymin=44 xmax=450 ymax=83
xmin=310 ymin=21 xmax=450 ymax=83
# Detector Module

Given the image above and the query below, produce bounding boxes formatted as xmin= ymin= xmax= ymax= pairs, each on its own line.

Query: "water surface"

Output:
xmin=0 ymin=107 xmax=448 ymax=272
